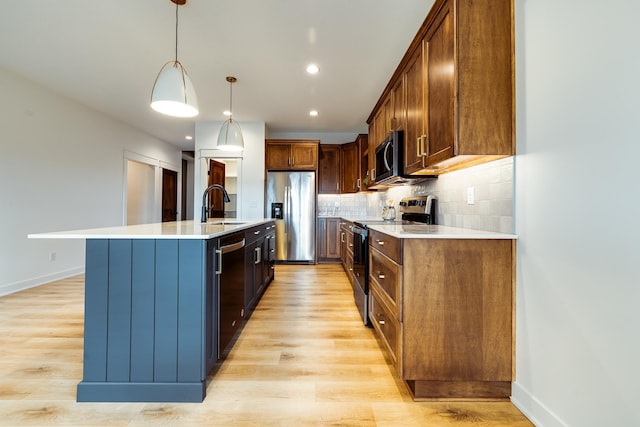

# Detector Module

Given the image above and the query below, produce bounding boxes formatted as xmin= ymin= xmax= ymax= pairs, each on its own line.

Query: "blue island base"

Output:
xmin=77 ymin=381 xmax=206 ymax=403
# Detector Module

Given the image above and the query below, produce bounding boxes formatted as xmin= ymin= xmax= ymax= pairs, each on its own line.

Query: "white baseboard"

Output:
xmin=511 ymin=381 xmax=568 ymax=427
xmin=0 ymin=267 xmax=85 ymax=297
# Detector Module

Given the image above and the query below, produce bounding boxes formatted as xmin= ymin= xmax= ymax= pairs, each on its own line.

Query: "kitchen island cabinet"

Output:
xmin=367 ymin=225 xmax=516 ymax=400
xmin=244 ymin=222 xmax=275 ymax=316
xmin=29 ymin=219 xmax=274 ymax=403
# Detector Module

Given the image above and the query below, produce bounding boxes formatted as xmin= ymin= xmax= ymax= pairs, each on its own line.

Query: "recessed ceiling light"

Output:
xmin=185 ymin=135 xmax=193 ymax=140
xmin=306 ymin=64 xmax=319 ymax=74
xmin=309 ymin=110 xmax=319 ymax=117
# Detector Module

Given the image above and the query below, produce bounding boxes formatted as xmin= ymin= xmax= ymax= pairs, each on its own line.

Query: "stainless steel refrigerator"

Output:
xmin=266 ymin=171 xmax=315 ymax=263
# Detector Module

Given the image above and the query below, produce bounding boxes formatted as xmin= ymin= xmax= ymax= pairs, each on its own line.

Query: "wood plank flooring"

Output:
xmin=0 ymin=264 xmax=533 ymax=426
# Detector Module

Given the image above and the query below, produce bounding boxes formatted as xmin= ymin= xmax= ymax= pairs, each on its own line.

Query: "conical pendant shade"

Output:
xmin=217 ymin=119 xmax=244 ymax=151
xmin=216 ymin=76 xmax=244 ymax=151
xmin=151 ymin=61 xmax=199 ymax=118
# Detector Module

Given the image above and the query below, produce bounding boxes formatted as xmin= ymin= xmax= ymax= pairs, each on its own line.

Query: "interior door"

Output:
xmin=161 ymin=168 xmax=178 ymax=222
xmin=208 ymin=159 xmax=226 ymax=219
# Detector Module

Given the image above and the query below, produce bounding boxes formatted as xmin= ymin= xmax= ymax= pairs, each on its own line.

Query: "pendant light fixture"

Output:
xmin=216 ymin=76 xmax=244 ymax=151
xmin=150 ymin=0 xmax=199 ymax=118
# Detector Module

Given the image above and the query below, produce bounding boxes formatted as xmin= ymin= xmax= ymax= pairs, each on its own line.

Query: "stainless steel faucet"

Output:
xmin=201 ymin=184 xmax=231 ymax=223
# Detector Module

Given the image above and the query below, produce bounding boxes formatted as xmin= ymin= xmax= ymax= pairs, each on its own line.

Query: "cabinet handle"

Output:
xmin=416 ymin=136 xmax=421 ymax=158
xmin=378 ymin=273 xmax=385 ymax=279
xmin=341 ymin=232 xmax=345 ymax=243
xmin=232 ymin=320 xmax=236 ymax=327
xmin=379 ymin=320 xmax=385 ymax=325
xmin=421 ymin=134 xmax=428 ymax=156
xmin=254 ymin=230 xmax=261 ymax=235
xmin=215 ymin=249 xmax=222 ymax=275
xmin=349 ymin=243 xmax=353 ymax=248
xmin=357 ymin=178 xmax=361 ymax=189
xmin=291 ymin=156 xmax=295 ymax=167
xmin=377 ymin=240 xmax=385 ymax=246
xmin=371 ymin=168 xmax=376 ymax=180
xmin=336 ymin=182 xmax=339 ymax=192
xmin=254 ymin=247 xmax=261 ymax=264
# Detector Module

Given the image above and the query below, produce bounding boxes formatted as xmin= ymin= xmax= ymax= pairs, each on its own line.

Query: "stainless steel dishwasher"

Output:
xmin=216 ymin=232 xmax=245 ymax=359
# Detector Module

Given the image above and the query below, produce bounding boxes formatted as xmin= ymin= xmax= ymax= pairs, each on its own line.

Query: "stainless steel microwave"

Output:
xmin=374 ymin=130 xmax=435 ymax=186
xmin=374 ymin=130 xmax=407 ymax=185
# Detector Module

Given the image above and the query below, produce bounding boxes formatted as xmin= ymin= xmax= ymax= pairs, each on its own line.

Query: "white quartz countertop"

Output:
xmin=366 ymin=223 xmax=517 ymax=239
xmin=28 ymin=219 xmax=273 ymax=240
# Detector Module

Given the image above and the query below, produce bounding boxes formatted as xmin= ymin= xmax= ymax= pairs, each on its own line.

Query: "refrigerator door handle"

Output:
xmin=284 ymin=185 xmax=290 ymax=234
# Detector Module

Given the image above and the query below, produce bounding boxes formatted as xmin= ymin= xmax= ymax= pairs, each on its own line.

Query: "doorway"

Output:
xmin=206 ymin=158 xmax=239 ymax=219
xmin=162 ymin=168 xmax=178 ymax=222
xmin=126 ymin=160 xmax=155 ymax=225
xmin=208 ymin=159 xmax=226 ymax=218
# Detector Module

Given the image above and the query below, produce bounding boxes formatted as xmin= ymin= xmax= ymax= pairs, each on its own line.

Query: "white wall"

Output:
xmin=513 ymin=1 xmax=640 ymax=426
xmin=126 ymin=160 xmax=155 ymax=225
xmin=195 ymin=121 xmax=266 ymax=219
xmin=0 ymin=67 xmax=182 ymax=296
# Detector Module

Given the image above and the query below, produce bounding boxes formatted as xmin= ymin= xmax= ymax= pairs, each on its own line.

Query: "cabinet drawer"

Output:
xmin=369 ymin=286 xmax=402 ymax=374
xmin=369 ymin=247 xmax=402 ymax=319
xmin=369 ymin=230 xmax=401 ymax=263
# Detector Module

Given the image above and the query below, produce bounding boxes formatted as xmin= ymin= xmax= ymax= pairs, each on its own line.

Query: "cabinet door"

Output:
xmin=326 ymin=218 xmax=341 ymax=259
xmin=403 ymin=44 xmax=426 ymax=175
xmin=424 ymin=2 xmax=455 ymax=166
xmin=391 ymin=75 xmax=406 ymax=132
xmin=356 ymin=134 xmax=370 ymax=191
xmin=260 ymin=236 xmax=271 ymax=291
xmin=369 ymin=109 xmax=384 ymax=182
xmin=265 ymin=142 xmax=292 ymax=170
xmin=318 ymin=145 xmax=341 ymax=194
xmin=340 ymin=141 xmax=359 ymax=193
xmin=291 ymin=143 xmax=318 ymax=170
xmin=317 ymin=218 xmax=327 ymax=259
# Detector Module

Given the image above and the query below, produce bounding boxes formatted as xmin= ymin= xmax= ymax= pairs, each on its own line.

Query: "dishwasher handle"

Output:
xmin=215 ymin=237 xmax=245 ymax=275
xmin=220 ymin=238 xmax=245 ymax=254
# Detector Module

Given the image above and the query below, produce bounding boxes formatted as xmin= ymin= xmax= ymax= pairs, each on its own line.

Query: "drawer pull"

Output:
xmin=377 ymin=240 xmax=385 ymax=246
xmin=379 ymin=320 xmax=385 ymax=325
xmin=378 ymin=273 xmax=385 ymax=279
xmin=254 ymin=230 xmax=261 ymax=235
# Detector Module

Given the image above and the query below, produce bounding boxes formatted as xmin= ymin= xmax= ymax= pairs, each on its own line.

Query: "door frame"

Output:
xmin=122 ymin=150 xmax=181 ymax=225
xmin=196 ymin=149 xmax=243 ymax=219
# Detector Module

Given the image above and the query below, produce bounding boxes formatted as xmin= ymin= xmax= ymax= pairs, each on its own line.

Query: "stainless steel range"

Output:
xmin=350 ymin=195 xmax=436 ymax=326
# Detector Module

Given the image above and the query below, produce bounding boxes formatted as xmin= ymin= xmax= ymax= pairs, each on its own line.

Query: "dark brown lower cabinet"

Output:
xmin=317 ymin=217 xmax=341 ymax=262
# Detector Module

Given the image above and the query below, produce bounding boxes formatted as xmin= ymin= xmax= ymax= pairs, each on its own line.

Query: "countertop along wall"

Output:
xmin=0 ymin=67 xmax=182 ymax=296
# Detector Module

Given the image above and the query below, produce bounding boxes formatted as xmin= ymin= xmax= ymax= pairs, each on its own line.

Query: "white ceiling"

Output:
xmin=0 ymin=0 xmax=433 ymax=150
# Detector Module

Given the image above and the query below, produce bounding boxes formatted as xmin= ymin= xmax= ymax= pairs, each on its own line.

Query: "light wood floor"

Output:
xmin=0 ymin=264 xmax=533 ymax=426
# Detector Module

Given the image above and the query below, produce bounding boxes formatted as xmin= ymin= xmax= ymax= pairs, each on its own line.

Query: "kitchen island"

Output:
xmin=29 ymin=219 xmax=275 ymax=403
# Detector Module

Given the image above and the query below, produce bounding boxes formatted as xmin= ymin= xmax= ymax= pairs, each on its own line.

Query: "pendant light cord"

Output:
xmin=229 ymin=81 xmax=233 ymax=121
xmin=174 ymin=0 xmax=179 ymax=62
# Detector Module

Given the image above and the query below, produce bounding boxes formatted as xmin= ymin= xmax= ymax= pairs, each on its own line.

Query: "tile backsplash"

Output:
xmin=318 ymin=157 xmax=514 ymax=233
